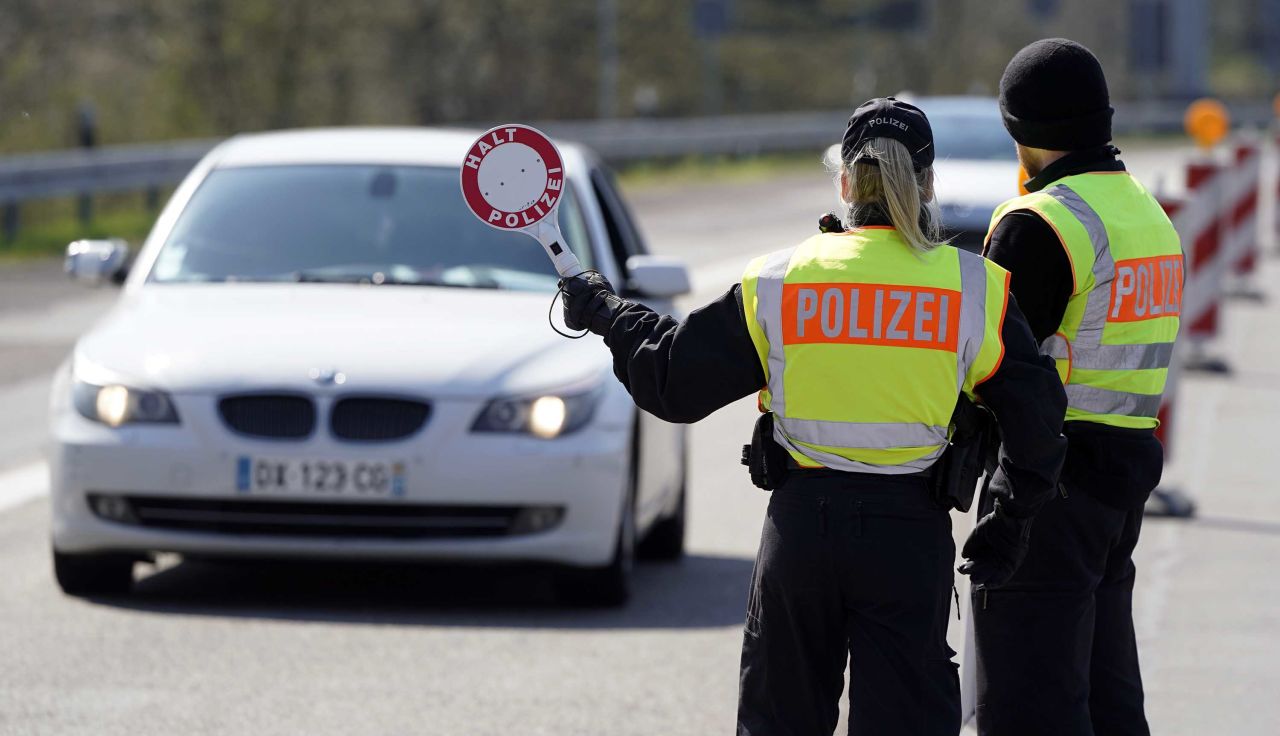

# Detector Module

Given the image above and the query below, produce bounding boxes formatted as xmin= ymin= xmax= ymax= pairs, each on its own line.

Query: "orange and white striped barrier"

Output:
xmin=1146 ymin=100 xmax=1280 ymax=516
xmin=1223 ymin=138 xmax=1263 ymax=297
xmin=1159 ymin=153 xmax=1233 ymax=374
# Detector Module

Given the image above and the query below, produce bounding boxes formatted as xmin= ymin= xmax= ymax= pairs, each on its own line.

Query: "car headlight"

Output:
xmin=472 ymin=389 xmax=600 ymax=439
xmin=72 ymin=380 xmax=180 ymax=427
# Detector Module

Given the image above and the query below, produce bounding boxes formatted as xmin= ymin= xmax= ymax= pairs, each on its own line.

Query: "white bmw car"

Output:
xmin=49 ymin=128 xmax=691 ymax=605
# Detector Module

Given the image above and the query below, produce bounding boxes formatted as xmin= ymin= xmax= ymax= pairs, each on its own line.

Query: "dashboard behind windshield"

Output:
xmin=148 ymin=164 xmax=595 ymax=291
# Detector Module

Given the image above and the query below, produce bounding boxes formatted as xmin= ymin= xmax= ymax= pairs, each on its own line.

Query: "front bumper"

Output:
xmin=49 ymin=389 xmax=632 ymax=568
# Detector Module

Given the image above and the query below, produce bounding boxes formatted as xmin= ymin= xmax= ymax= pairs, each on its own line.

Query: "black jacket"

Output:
xmin=984 ymin=146 xmax=1165 ymax=509
xmin=600 ymin=217 xmax=1068 ymax=518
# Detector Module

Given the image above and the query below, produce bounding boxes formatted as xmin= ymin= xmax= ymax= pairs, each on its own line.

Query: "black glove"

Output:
xmin=560 ymin=271 xmax=628 ymax=336
xmin=958 ymin=499 xmax=1033 ymax=588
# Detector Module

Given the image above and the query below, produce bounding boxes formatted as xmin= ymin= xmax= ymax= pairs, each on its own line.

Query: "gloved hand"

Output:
xmin=958 ymin=499 xmax=1033 ymax=588
xmin=560 ymin=271 xmax=628 ymax=336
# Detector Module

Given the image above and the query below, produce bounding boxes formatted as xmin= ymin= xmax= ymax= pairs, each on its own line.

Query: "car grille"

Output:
xmin=219 ymin=394 xmax=316 ymax=439
xmin=331 ymin=397 xmax=431 ymax=441
xmin=92 ymin=494 xmax=563 ymax=539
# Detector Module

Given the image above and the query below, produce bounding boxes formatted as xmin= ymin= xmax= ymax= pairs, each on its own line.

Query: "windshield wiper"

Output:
xmin=284 ymin=269 xmax=416 ymax=286
xmin=286 ymin=269 xmax=503 ymax=289
xmin=214 ymin=264 xmax=509 ymax=289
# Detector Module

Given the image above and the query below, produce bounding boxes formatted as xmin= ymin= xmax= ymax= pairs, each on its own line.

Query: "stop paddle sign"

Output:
xmin=460 ymin=124 xmax=585 ymax=278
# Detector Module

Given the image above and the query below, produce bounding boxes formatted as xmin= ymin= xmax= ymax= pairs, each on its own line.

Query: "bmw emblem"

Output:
xmin=309 ymin=367 xmax=347 ymax=386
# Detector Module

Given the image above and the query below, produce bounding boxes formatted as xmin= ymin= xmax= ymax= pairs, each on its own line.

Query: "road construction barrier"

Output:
xmin=1157 ymin=128 xmax=1266 ymax=369
xmin=1148 ymin=101 xmax=1275 ymax=515
xmin=1225 ymin=139 xmax=1263 ymax=295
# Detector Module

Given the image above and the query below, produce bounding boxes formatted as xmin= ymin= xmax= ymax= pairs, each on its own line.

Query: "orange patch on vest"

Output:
xmin=782 ymin=283 xmax=961 ymax=351
xmin=1108 ymin=254 xmax=1184 ymax=323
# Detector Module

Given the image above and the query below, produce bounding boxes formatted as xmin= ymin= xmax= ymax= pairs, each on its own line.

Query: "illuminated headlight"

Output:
xmin=72 ymin=381 xmax=179 ymax=427
xmin=472 ymin=389 xmax=600 ymax=439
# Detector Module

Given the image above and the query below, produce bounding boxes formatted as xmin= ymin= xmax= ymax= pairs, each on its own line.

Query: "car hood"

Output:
xmin=933 ymin=159 xmax=1021 ymax=226
xmin=74 ymin=284 xmax=611 ymax=398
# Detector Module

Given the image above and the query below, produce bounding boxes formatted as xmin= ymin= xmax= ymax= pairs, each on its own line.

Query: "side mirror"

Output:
xmin=65 ymin=239 xmax=129 ymax=286
xmin=625 ymin=255 xmax=692 ymax=299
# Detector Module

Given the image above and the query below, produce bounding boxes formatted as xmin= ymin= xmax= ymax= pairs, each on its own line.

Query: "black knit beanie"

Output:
xmin=999 ymin=38 xmax=1113 ymax=150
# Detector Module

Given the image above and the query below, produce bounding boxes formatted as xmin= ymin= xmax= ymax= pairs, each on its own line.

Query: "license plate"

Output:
xmin=236 ymin=457 xmax=406 ymax=497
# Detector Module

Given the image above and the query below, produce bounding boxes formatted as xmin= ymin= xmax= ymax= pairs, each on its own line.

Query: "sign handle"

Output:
xmin=530 ymin=219 xmax=585 ymax=278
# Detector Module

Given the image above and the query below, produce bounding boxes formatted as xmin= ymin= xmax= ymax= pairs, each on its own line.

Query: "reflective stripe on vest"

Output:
xmin=1041 ymin=335 xmax=1175 ymax=371
xmin=956 ymin=247 xmax=989 ymax=393
xmin=1065 ymin=383 xmax=1163 ymax=417
xmin=750 ymin=239 xmax=994 ymax=474
xmin=754 ymin=247 xmax=793 ymax=418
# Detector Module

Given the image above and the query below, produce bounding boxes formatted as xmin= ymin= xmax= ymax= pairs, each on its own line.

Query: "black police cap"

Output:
xmin=840 ymin=97 xmax=934 ymax=171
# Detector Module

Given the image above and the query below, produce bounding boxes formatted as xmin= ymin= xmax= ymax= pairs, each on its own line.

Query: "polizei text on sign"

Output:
xmin=460 ymin=125 xmax=565 ymax=231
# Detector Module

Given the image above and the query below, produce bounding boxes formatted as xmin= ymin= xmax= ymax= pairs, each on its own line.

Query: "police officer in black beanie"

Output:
xmin=973 ymin=38 xmax=1179 ymax=736
xmin=999 ymin=38 xmax=1114 ymax=152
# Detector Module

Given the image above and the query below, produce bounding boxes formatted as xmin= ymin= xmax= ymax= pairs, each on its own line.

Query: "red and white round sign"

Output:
xmin=460 ymin=124 xmax=565 ymax=231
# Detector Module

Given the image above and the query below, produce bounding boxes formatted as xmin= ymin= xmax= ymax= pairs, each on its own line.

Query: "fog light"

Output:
xmin=90 ymin=494 xmax=137 ymax=524
xmin=510 ymin=506 xmax=564 ymax=535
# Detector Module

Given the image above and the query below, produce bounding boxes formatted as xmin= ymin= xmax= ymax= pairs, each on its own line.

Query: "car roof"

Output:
xmin=208 ymin=126 xmax=595 ymax=172
xmin=894 ymin=95 xmax=1000 ymax=118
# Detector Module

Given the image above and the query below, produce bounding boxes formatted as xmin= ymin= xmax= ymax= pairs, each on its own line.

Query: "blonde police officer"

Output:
xmin=974 ymin=39 xmax=1184 ymax=736
xmin=561 ymin=98 xmax=1067 ymax=735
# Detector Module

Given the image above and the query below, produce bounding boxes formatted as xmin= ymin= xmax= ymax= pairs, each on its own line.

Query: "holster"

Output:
xmin=741 ymin=412 xmax=791 ymax=491
xmin=931 ymin=395 xmax=997 ymax=512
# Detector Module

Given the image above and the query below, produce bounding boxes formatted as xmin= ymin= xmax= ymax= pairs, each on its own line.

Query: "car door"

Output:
xmin=588 ymin=166 xmax=685 ymax=530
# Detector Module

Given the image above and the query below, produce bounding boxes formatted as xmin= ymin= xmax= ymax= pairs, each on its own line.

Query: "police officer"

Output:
xmin=973 ymin=39 xmax=1183 ymax=736
xmin=561 ymin=98 xmax=1067 ymax=735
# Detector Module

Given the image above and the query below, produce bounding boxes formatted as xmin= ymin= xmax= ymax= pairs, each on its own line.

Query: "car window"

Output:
xmin=931 ymin=113 xmax=1017 ymax=162
xmin=590 ymin=167 xmax=649 ymax=272
xmin=149 ymin=165 xmax=593 ymax=291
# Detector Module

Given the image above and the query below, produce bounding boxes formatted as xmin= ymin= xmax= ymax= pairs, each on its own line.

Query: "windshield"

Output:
xmin=931 ymin=112 xmax=1016 ymax=162
xmin=148 ymin=165 xmax=594 ymax=291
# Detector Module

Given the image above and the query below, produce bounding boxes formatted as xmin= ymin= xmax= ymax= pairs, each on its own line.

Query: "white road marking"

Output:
xmin=0 ymin=460 xmax=48 ymax=513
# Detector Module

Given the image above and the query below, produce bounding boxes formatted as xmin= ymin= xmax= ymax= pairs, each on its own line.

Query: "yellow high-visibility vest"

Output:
xmin=986 ymin=172 xmax=1183 ymax=429
xmin=741 ymin=227 xmax=1011 ymax=474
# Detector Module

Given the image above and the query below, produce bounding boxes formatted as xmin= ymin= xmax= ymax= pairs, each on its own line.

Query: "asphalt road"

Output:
xmin=5 ymin=146 xmax=1280 ymax=735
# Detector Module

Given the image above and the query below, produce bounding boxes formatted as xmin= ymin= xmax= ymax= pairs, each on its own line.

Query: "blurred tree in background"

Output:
xmin=0 ymin=0 xmax=1272 ymax=153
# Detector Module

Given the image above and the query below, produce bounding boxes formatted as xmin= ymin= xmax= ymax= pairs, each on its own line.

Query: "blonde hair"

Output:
xmin=837 ymin=137 xmax=943 ymax=253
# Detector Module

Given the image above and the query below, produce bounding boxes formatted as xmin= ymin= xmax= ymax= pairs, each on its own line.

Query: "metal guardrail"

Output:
xmin=1 ymin=100 xmax=1275 ymax=207
xmin=0 ymin=139 xmax=220 ymax=202
xmin=541 ymin=110 xmax=850 ymax=161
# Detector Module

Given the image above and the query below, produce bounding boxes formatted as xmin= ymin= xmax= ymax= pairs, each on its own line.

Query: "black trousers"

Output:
xmin=972 ymin=484 xmax=1149 ymax=736
xmin=738 ymin=472 xmax=960 ymax=736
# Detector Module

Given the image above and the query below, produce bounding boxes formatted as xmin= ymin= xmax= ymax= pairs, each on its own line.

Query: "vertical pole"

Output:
xmin=1167 ymin=0 xmax=1209 ymax=98
xmin=701 ymin=39 xmax=722 ymax=116
xmin=77 ymin=193 xmax=92 ymax=226
xmin=76 ymin=101 xmax=98 ymax=226
xmin=3 ymin=201 xmax=18 ymax=244
xmin=597 ymin=0 xmax=619 ymax=119
xmin=694 ymin=0 xmax=726 ymax=117
xmin=1260 ymin=0 xmax=1280 ymax=79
